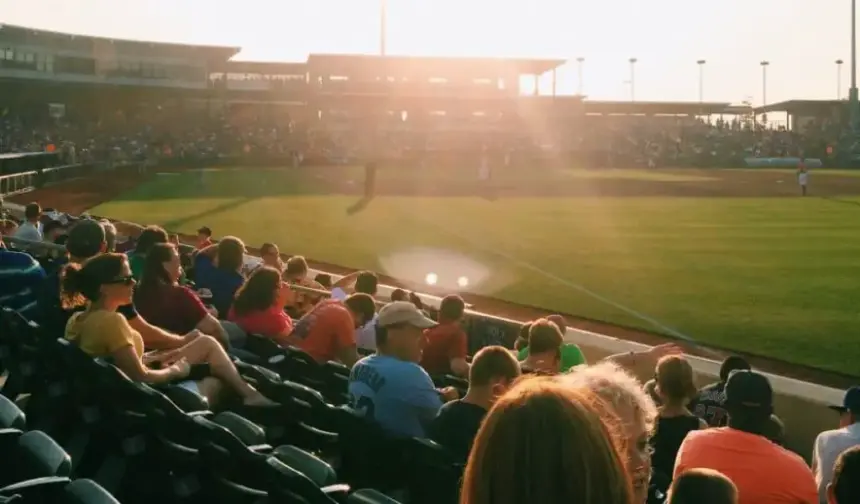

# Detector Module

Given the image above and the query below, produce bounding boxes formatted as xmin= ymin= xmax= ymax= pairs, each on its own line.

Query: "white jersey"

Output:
xmin=478 ymin=156 xmax=491 ymax=181
xmin=798 ymin=171 xmax=809 ymax=186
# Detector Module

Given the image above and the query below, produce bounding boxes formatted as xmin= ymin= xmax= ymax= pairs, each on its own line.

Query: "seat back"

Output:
xmin=62 ymin=479 xmax=121 ymax=504
xmin=0 ymin=395 xmax=25 ymax=430
xmin=348 ymin=489 xmax=403 ymax=504
xmin=272 ymin=445 xmax=337 ymax=488
xmin=404 ymin=438 xmax=462 ymax=504
xmin=17 ymin=430 xmax=72 ymax=480
xmin=330 ymin=406 xmax=405 ymax=490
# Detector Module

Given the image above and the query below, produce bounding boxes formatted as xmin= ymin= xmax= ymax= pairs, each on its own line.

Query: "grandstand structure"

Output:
xmin=0 ymin=23 xmax=753 ymax=135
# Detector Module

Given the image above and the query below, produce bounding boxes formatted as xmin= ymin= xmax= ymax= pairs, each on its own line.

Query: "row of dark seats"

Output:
xmin=0 ymin=306 xmax=464 ymax=504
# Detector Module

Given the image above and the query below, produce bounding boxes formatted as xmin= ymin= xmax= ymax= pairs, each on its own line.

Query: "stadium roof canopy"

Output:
xmin=216 ymin=61 xmax=308 ymax=75
xmin=0 ymin=24 xmax=241 ymax=62
xmin=306 ymin=54 xmax=566 ymax=76
xmin=582 ymin=100 xmax=745 ymax=115
xmin=752 ymin=99 xmax=846 ymax=115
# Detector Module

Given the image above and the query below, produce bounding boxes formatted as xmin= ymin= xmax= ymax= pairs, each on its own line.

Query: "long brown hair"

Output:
xmin=460 ymin=377 xmax=634 ymax=504
xmin=232 ymin=266 xmax=281 ymax=316
xmin=61 ymin=253 xmax=128 ymax=309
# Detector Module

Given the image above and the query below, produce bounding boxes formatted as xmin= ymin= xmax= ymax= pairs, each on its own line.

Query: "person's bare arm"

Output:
xmin=128 ymin=316 xmax=186 ymax=349
xmin=603 ymin=343 xmax=683 ymax=370
xmin=195 ymin=314 xmax=230 ymax=348
xmin=111 ymin=346 xmax=189 ymax=384
xmin=336 ymin=345 xmax=361 ymax=369
xmin=449 ymin=357 xmax=470 ymax=377
xmin=331 ymin=271 xmax=360 ymax=291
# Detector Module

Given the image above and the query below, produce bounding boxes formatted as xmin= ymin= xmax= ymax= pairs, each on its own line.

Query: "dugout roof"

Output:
xmin=752 ymin=99 xmax=846 ymax=116
xmin=0 ymin=24 xmax=241 ymax=62
xmin=306 ymin=53 xmax=566 ymax=77
xmin=582 ymin=100 xmax=741 ymax=116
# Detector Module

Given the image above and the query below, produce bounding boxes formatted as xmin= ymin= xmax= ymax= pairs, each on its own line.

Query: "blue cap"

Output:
xmin=830 ymin=386 xmax=860 ymax=413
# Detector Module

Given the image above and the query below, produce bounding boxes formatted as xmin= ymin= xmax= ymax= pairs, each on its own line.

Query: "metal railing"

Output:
xmin=0 ymin=163 xmax=96 ymax=197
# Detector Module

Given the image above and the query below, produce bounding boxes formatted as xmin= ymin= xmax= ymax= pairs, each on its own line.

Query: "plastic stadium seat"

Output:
xmin=0 ymin=430 xmax=71 ymax=489
xmin=160 ymin=385 xmax=210 ymax=413
xmin=266 ymin=456 xmax=347 ymax=504
xmin=403 ymin=437 xmax=462 ymax=504
xmin=320 ymin=361 xmax=350 ymax=405
xmin=271 ymin=445 xmax=337 ymax=487
xmin=244 ymin=333 xmax=285 ymax=361
xmin=17 ymin=430 xmax=73 ymax=479
xmin=0 ymin=395 xmax=25 ymax=430
xmin=0 ymin=476 xmax=72 ymax=502
xmin=329 ymin=406 xmax=406 ymax=492
xmin=62 ymin=479 xmax=120 ymax=504
xmin=348 ymin=489 xmax=403 ymax=504
xmin=211 ymin=412 xmax=267 ymax=447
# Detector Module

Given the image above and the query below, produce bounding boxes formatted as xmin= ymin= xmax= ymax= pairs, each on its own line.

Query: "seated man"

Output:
xmin=674 ymin=371 xmax=817 ymax=504
xmin=428 ymin=345 xmax=520 ymax=460
xmin=287 ymin=293 xmax=375 ymax=367
xmin=420 ymin=295 xmax=470 ymax=378
xmin=348 ymin=302 xmax=458 ymax=438
xmin=519 ymin=318 xmax=564 ymax=375
xmin=814 ymin=386 xmax=860 ymax=503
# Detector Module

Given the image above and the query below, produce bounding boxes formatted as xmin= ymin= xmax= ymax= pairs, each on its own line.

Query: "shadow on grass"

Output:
xmin=161 ymin=196 xmax=260 ymax=230
xmin=820 ymin=196 xmax=860 ymax=209
xmin=345 ymin=195 xmax=374 ymax=216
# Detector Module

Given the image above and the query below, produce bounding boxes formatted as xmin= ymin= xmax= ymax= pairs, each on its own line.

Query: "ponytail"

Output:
xmin=60 ymin=263 xmax=86 ymax=310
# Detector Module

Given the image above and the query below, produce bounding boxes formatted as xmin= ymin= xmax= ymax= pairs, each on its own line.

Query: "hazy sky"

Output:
xmin=0 ymin=0 xmax=853 ymax=104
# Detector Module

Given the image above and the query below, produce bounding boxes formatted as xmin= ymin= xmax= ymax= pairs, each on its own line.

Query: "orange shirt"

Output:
xmin=420 ymin=321 xmax=468 ymax=376
xmin=287 ymin=299 xmax=355 ymax=363
xmin=674 ymin=427 xmax=817 ymax=504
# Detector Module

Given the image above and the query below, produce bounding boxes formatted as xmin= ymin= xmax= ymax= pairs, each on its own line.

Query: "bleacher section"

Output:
xmin=0 ymin=201 xmax=843 ymax=462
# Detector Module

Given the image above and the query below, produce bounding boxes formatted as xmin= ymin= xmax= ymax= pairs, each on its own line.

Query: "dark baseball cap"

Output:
xmin=66 ymin=220 xmax=105 ymax=259
xmin=197 ymin=226 xmax=212 ymax=236
xmin=724 ymin=370 xmax=773 ymax=410
xmin=830 ymin=386 xmax=860 ymax=414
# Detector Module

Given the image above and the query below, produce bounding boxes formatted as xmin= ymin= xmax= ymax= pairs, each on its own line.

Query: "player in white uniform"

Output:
xmin=478 ymin=144 xmax=491 ymax=182
xmin=797 ymin=158 xmax=809 ymax=197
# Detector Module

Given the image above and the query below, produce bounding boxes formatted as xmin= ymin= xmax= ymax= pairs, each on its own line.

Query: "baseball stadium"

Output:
xmin=0 ymin=9 xmax=859 ymax=504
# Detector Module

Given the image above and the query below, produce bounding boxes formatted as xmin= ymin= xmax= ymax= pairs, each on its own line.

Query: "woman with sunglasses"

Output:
xmin=61 ymin=253 xmax=276 ymax=407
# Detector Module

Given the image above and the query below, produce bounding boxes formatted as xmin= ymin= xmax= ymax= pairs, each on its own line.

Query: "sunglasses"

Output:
xmin=105 ymin=275 xmax=135 ymax=286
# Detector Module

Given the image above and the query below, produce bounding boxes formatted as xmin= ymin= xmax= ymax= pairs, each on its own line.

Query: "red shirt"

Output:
xmin=287 ymin=300 xmax=355 ymax=363
xmin=228 ymin=305 xmax=293 ymax=347
xmin=134 ymin=283 xmax=208 ymax=335
xmin=420 ymin=321 xmax=468 ymax=376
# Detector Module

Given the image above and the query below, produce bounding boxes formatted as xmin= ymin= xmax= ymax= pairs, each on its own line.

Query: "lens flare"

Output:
xmin=457 ymin=276 xmax=469 ymax=288
xmin=425 ymin=273 xmax=438 ymax=285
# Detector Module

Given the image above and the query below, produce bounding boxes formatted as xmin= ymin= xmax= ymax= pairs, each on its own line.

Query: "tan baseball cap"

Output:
xmin=377 ymin=301 xmax=437 ymax=329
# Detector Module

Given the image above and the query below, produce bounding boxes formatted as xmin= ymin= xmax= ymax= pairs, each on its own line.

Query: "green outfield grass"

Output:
xmin=91 ymin=168 xmax=860 ymax=375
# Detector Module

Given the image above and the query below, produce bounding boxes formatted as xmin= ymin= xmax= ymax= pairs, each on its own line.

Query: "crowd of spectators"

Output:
xmin=0 ymin=98 xmax=845 ymax=171
xmin=1 ymin=198 xmax=859 ymax=504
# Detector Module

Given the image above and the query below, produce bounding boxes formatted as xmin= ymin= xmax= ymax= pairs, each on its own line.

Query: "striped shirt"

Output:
xmin=0 ymin=249 xmax=47 ymax=318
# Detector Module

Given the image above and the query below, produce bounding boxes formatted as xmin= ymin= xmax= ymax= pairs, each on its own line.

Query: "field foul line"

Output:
xmin=405 ymin=211 xmax=698 ymax=344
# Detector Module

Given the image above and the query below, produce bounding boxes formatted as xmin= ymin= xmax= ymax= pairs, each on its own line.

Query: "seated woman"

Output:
xmin=228 ymin=266 xmax=294 ymax=346
xmin=61 ymin=253 xmax=276 ymax=407
xmin=134 ymin=243 xmax=233 ymax=348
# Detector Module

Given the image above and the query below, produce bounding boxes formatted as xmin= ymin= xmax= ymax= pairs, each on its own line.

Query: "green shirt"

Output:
xmin=518 ymin=343 xmax=587 ymax=372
